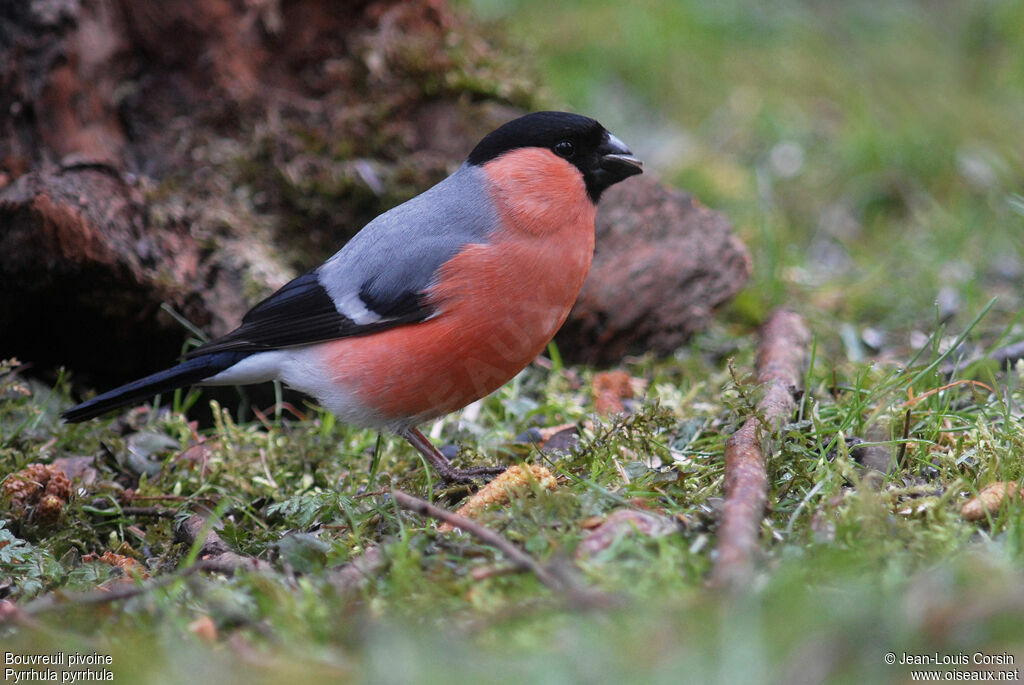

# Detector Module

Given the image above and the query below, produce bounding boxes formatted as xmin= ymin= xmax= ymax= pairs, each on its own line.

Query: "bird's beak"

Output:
xmin=599 ymin=132 xmax=643 ymax=178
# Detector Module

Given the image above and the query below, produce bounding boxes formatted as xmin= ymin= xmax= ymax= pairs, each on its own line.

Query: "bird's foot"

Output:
xmin=432 ymin=463 xmax=506 ymax=484
xmin=399 ymin=426 xmax=505 ymax=484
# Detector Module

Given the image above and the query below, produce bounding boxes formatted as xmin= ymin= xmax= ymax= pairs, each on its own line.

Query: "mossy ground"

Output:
xmin=4 ymin=1 xmax=1024 ymax=683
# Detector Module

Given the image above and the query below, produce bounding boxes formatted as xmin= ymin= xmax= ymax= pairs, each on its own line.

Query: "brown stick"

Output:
xmin=174 ymin=514 xmax=273 ymax=574
xmin=13 ymin=558 xmax=230 ymax=619
xmin=710 ymin=308 xmax=810 ymax=590
xmin=391 ymin=489 xmax=617 ymax=609
xmin=93 ymin=505 xmax=179 ymax=518
xmin=3 ymin=513 xmax=276 ymax=621
xmin=392 ymin=490 xmax=563 ymax=587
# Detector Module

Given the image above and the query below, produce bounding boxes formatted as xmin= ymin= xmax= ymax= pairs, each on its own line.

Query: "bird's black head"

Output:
xmin=466 ymin=111 xmax=643 ymax=202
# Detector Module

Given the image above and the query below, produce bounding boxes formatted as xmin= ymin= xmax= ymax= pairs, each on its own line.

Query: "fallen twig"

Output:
xmin=391 ymin=489 xmax=617 ymax=608
xmin=174 ymin=514 xmax=274 ymax=574
xmin=710 ymin=308 xmax=810 ymax=591
xmin=896 ymin=408 xmax=912 ymax=468
xmin=392 ymin=489 xmax=562 ymax=587
xmin=123 ymin=493 xmax=217 ymax=503
xmin=13 ymin=558 xmax=228 ymax=619
xmin=902 ymin=379 xmax=995 ymax=407
xmin=4 ymin=512 xmax=279 ymax=621
xmin=92 ymin=505 xmax=178 ymax=518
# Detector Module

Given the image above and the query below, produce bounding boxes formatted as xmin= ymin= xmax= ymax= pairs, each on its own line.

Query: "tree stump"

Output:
xmin=0 ymin=0 xmax=750 ymax=390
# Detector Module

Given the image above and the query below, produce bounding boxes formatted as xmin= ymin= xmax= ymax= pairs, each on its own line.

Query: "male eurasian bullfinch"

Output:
xmin=62 ymin=111 xmax=643 ymax=481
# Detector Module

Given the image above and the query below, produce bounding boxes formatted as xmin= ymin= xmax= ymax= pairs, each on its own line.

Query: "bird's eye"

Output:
xmin=553 ymin=141 xmax=575 ymax=158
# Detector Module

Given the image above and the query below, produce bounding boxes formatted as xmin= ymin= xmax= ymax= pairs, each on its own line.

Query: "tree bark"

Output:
xmin=0 ymin=0 xmax=750 ymax=387
xmin=559 ymin=175 xmax=751 ymax=364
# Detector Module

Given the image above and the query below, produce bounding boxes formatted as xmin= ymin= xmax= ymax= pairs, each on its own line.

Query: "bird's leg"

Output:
xmin=399 ymin=426 xmax=505 ymax=483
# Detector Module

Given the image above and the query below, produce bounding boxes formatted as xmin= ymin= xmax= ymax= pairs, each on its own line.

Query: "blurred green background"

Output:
xmin=5 ymin=2 xmax=1024 ymax=683
xmin=471 ymin=0 xmax=1024 ymax=336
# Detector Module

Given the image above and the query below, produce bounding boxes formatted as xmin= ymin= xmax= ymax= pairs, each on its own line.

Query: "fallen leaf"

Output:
xmin=961 ymin=481 xmax=1023 ymax=521
xmin=125 ymin=431 xmax=179 ymax=477
xmin=188 ymin=615 xmax=218 ymax=643
xmin=82 ymin=551 xmax=150 ymax=578
xmin=51 ymin=456 xmax=99 ymax=485
xmin=538 ymin=425 xmax=580 ymax=451
xmin=0 ymin=599 xmax=23 ymax=623
xmin=173 ymin=441 xmax=217 ymax=472
xmin=515 ymin=423 xmax=581 ymax=451
xmin=592 ymin=370 xmax=634 ymax=415
xmin=575 ymin=509 xmax=678 ymax=559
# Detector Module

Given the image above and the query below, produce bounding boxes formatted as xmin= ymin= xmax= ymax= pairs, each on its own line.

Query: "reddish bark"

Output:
xmin=710 ymin=308 xmax=810 ymax=590
xmin=559 ymin=176 xmax=751 ymax=364
xmin=0 ymin=0 xmax=749 ymax=388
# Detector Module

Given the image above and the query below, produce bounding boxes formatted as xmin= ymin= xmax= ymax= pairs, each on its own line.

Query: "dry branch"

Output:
xmin=174 ymin=514 xmax=273 ymax=574
xmin=14 ymin=558 xmax=221 ymax=619
xmin=392 ymin=489 xmax=563 ymax=588
xmin=391 ymin=489 xmax=617 ymax=609
xmin=710 ymin=308 xmax=810 ymax=590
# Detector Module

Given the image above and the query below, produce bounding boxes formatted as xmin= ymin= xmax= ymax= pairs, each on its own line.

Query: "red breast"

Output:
xmin=317 ymin=148 xmax=597 ymax=425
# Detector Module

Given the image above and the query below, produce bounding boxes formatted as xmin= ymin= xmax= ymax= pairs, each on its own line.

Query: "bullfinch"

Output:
xmin=62 ymin=111 xmax=644 ymax=481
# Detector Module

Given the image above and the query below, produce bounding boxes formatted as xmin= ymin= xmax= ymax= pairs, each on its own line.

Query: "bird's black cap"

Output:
xmin=466 ymin=111 xmax=642 ymax=202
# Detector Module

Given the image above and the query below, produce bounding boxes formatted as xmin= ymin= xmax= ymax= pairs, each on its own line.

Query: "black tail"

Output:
xmin=62 ymin=351 xmax=250 ymax=423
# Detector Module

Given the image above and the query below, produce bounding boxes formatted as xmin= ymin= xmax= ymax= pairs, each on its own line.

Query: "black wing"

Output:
xmin=185 ymin=164 xmax=498 ymax=359
xmin=185 ymin=270 xmax=431 ymax=358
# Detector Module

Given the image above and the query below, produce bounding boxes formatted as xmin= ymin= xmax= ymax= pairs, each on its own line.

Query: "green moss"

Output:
xmin=6 ymin=1 xmax=1024 ymax=680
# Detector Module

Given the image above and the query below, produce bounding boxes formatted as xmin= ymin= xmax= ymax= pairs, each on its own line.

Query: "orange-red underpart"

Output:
xmin=319 ymin=148 xmax=597 ymax=424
